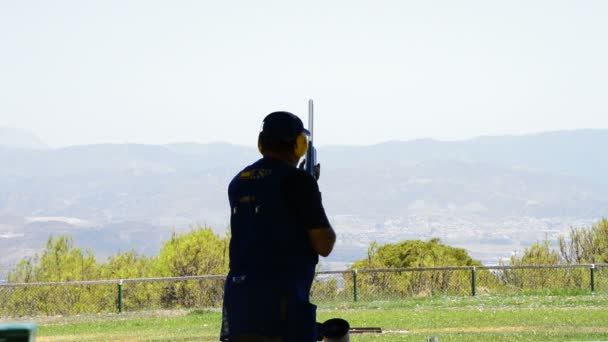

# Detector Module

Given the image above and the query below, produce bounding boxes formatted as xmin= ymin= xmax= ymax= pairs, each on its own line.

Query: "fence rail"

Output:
xmin=2 ymin=264 xmax=608 ymax=317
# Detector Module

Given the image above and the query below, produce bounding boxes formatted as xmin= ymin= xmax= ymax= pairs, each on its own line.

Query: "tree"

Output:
xmin=352 ymin=238 xmax=479 ymax=269
xmin=6 ymin=236 xmax=103 ymax=315
xmin=499 ymin=239 xmax=565 ymax=290
xmin=559 ymin=218 xmax=608 ymax=264
xmin=510 ymin=239 xmax=560 ymax=266
xmin=154 ymin=226 xmax=229 ymax=308
xmin=100 ymin=250 xmax=155 ymax=311
xmin=101 ymin=250 xmax=152 ymax=279
xmin=155 ymin=226 xmax=228 ymax=276
xmin=349 ymin=239 xmax=481 ymax=298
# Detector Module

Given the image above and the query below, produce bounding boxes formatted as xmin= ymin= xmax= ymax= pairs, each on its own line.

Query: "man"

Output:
xmin=220 ymin=111 xmax=336 ymax=342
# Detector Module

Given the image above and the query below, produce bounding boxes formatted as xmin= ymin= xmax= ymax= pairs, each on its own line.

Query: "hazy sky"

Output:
xmin=1 ymin=1 xmax=607 ymax=148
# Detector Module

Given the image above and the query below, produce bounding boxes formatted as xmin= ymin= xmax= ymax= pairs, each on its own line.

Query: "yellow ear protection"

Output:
xmin=257 ymin=133 xmax=264 ymax=154
xmin=258 ymin=132 xmax=308 ymax=158
xmin=294 ymin=132 xmax=308 ymax=158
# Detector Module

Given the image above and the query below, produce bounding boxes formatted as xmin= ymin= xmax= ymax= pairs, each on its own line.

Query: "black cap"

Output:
xmin=260 ymin=111 xmax=310 ymax=143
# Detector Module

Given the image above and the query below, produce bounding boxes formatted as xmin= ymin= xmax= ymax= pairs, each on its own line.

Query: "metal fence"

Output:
xmin=2 ymin=264 xmax=607 ymax=317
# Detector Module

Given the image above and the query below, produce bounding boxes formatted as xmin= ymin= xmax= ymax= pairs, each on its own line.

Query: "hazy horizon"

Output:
xmin=3 ymin=125 xmax=608 ymax=150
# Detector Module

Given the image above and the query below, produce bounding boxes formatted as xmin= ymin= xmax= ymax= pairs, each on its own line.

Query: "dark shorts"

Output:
xmin=220 ymin=267 xmax=317 ymax=342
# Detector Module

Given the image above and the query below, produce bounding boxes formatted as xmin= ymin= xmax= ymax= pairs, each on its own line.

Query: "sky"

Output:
xmin=1 ymin=0 xmax=607 ymax=148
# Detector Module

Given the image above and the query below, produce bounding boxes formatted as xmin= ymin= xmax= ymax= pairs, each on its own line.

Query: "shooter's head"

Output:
xmin=258 ymin=111 xmax=309 ymax=166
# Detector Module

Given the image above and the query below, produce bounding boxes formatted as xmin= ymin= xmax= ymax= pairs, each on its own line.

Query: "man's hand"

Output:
xmin=308 ymin=226 xmax=336 ymax=257
xmin=298 ymin=160 xmax=321 ymax=181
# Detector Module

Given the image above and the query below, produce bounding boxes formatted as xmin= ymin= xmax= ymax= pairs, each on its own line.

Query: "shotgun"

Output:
xmin=305 ymin=99 xmax=318 ymax=178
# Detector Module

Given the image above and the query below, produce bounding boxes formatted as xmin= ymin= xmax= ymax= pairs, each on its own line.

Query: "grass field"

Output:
xmin=9 ymin=294 xmax=608 ymax=341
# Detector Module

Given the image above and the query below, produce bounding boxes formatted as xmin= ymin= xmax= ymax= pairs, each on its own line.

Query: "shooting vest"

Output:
xmin=228 ymin=158 xmax=318 ymax=274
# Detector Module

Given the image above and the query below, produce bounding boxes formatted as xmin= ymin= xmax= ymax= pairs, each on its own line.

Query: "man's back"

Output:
xmin=228 ymin=157 xmax=319 ymax=274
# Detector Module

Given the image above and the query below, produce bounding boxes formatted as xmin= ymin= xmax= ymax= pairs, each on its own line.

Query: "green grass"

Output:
xmin=15 ymin=295 xmax=608 ymax=341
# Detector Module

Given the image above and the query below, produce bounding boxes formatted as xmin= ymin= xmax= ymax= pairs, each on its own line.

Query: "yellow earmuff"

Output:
xmin=258 ymin=132 xmax=308 ymax=158
xmin=294 ymin=133 xmax=308 ymax=158
xmin=257 ymin=133 xmax=264 ymax=154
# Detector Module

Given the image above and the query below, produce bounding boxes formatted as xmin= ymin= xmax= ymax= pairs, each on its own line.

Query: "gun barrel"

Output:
xmin=308 ymin=99 xmax=314 ymax=143
xmin=305 ymin=99 xmax=317 ymax=177
xmin=349 ymin=327 xmax=383 ymax=334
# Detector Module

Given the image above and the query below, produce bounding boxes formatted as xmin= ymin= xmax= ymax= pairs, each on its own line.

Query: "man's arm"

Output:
xmin=284 ymin=169 xmax=335 ymax=257
xmin=308 ymin=226 xmax=336 ymax=257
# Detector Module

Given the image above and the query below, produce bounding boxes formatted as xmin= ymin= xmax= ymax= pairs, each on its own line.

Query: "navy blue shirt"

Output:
xmin=221 ymin=157 xmax=330 ymax=340
xmin=227 ymin=157 xmax=330 ymax=273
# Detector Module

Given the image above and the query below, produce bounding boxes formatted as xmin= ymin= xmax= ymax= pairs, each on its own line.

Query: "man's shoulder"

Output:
xmin=229 ymin=158 xmax=316 ymax=188
xmin=233 ymin=159 xmax=264 ymax=176
xmin=284 ymin=166 xmax=317 ymax=191
xmin=229 ymin=159 xmax=262 ymax=187
xmin=287 ymin=166 xmax=315 ymax=181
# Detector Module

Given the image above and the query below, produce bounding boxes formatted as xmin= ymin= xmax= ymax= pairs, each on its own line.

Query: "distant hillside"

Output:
xmin=0 ymin=126 xmax=48 ymax=149
xmin=0 ymin=129 xmax=607 ymax=272
xmin=322 ymin=129 xmax=608 ymax=186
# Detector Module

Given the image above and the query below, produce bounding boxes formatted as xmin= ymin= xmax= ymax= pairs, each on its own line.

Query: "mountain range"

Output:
xmin=1 ymin=127 xmax=607 ymax=274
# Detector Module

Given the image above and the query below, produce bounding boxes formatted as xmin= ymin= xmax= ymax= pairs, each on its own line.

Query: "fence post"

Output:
xmin=117 ymin=279 xmax=123 ymax=313
xmin=352 ymin=270 xmax=358 ymax=302
xmin=471 ymin=267 xmax=476 ymax=296
xmin=590 ymin=264 xmax=595 ymax=294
